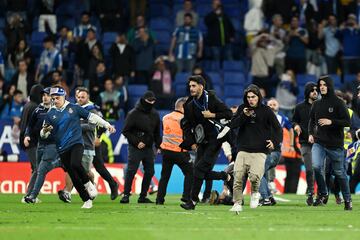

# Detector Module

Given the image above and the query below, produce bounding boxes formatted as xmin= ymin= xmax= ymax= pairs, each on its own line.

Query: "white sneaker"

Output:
xmin=229 ymin=202 xmax=243 ymax=214
xmin=34 ymin=198 xmax=42 ymax=203
xmin=81 ymin=199 xmax=93 ymax=209
xmin=21 ymin=196 xmax=26 ymax=203
xmin=250 ymin=192 xmax=260 ymax=209
xmin=84 ymin=181 xmax=98 ymax=200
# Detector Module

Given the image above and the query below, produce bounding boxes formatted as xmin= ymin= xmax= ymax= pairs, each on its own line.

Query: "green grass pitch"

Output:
xmin=0 ymin=194 xmax=359 ymax=240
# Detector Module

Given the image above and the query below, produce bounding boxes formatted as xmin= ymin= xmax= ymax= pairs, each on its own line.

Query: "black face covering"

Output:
xmin=140 ymin=98 xmax=154 ymax=112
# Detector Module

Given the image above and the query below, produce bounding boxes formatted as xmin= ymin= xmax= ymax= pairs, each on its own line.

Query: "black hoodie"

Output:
xmin=308 ymin=76 xmax=350 ymax=148
xmin=231 ymin=84 xmax=282 ymax=154
xmin=122 ymin=98 xmax=161 ymax=149
xmin=292 ymin=82 xmax=317 ymax=144
xmin=19 ymin=84 xmax=44 ymax=149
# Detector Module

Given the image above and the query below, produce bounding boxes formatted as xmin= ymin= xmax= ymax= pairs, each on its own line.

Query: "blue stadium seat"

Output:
xmin=31 ymin=31 xmax=47 ymax=42
xmin=55 ymin=1 xmax=77 ymax=17
xmin=156 ymin=43 xmax=169 ymax=55
xmin=149 ymin=4 xmax=171 ymax=17
xmin=128 ymin=84 xmax=148 ymax=98
xmin=64 ymin=17 xmax=76 ymax=29
xmin=155 ymin=31 xmax=171 ymax=45
xmin=223 ymin=60 xmax=245 ymax=72
xmin=175 ymin=72 xmax=189 ymax=84
xmin=329 ymin=74 xmax=341 ymax=88
xmin=175 ymin=84 xmax=187 ymax=97
xmin=103 ymin=42 xmax=112 ymax=57
xmin=212 ymin=84 xmax=223 ymax=98
xmin=201 ymin=60 xmax=220 ymax=71
xmin=225 ymin=97 xmax=242 ymax=107
xmin=207 ymin=72 xmax=222 ymax=85
xmin=231 ymin=18 xmax=241 ymax=32
xmin=224 ymin=84 xmax=244 ymax=98
xmin=158 ymin=110 xmax=171 ymax=121
xmin=344 ymin=74 xmax=356 ymax=83
xmin=150 ymin=18 xmax=172 ymax=31
xmin=102 ymin=32 xmax=117 ymax=44
xmin=296 ymin=74 xmax=317 ymax=86
xmin=0 ymin=18 xmax=5 ymax=29
xmin=196 ymin=4 xmax=212 ymax=17
xmin=30 ymin=32 xmax=47 ymax=57
xmin=223 ymin=6 xmax=241 ymax=18
xmin=224 ymin=72 xmax=246 ymax=85
xmin=0 ymin=32 xmax=6 ymax=52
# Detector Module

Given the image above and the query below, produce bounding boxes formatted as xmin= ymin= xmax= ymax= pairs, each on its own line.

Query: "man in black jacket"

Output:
xmin=204 ymin=0 xmax=235 ymax=60
xmin=180 ymin=75 xmax=232 ymax=210
xmin=230 ymin=84 xmax=282 ymax=213
xmin=308 ymin=75 xmax=352 ymax=210
xmin=292 ymin=82 xmax=318 ymax=205
xmin=120 ymin=91 xmax=161 ymax=204
xmin=19 ymin=84 xmax=43 ymax=202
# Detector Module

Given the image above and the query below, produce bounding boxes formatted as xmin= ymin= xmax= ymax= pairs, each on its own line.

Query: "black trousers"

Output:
xmin=123 ymin=145 xmax=154 ymax=198
xmin=156 ymin=150 xmax=193 ymax=203
xmin=191 ymin=139 xmax=226 ymax=202
xmin=60 ymin=144 xmax=90 ymax=202
xmin=93 ymin=146 xmax=117 ymax=187
xmin=284 ymin=157 xmax=302 ymax=193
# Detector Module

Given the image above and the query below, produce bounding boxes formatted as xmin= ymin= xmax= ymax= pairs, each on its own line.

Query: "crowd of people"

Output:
xmin=0 ymin=0 xmax=360 ymax=211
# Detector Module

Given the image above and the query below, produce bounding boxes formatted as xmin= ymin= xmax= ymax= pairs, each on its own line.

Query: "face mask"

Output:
xmin=141 ymin=98 xmax=154 ymax=112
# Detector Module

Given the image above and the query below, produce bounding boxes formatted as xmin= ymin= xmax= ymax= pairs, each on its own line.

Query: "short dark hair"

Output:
xmin=14 ymin=89 xmax=23 ymax=95
xmin=188 ymin=75 xmax=206 ymax=87
xmin=43 ymin=36 xmax=55 ymax=44
xmin=81 ymin=11 xmax=91 ymax=17
xmin=184 ymin=13 xmax=193 ymax=19
xmin=76 ymin=86 xmax=89 ymax=95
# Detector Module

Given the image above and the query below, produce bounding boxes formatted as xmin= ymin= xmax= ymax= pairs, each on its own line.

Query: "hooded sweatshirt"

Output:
xmin=122 ymin=98 xmax=161 ymax=149
xmin=292 ymin=82 xmax=317 ymax=144
xmin=19 ymin=84 xmax=44 ymax=149
xmin=231 ymin=84 xmax=282 ymax=154
xmin=308 ymin=76 xmax=350 ymax=148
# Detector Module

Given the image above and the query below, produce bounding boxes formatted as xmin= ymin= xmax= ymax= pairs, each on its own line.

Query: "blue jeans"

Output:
xmin=312 ymin=143 xmax=351 ymax=201
xmin=30 ymin=144 xmax=62 ymax=198
xmin=259 ymin=151 xmax=281 ymax=199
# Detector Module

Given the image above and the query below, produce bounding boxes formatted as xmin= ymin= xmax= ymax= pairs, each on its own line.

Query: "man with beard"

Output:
xmin=292 ymin=82 xmax=318 ymax=205
xmin=120 ymin=91 xmax=161 ymax=204
xmin=179 ymin=75 xmax=232 ymax=210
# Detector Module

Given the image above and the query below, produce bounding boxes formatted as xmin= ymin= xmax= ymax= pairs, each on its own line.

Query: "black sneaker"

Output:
xmin=323 ymin=194 xmax=329 ymax=204
xmin=344 ymin=200 xmax=353 ymax=211
xmin=138 ymin=197 xmax=154 ymax=203
xmin=335 ymin=195 xmax=343 ymax=205
xmin=306 ymin=195 xmax=314 ymax=206
xmin=156 ymin=199 xmax=164 ymax=205
xmin=58 ymin=190 xmax=71 ymax=203
xmin=24 ymin=196 xmax=36 ymax=204
xmin=258 ymin=198 xmax=274 ymax=206
xmin=200 ymin=197 xmax=209 ymax=204
xmin=180 ymin=197 xmax=189 ymax=203
xmin=313 ymin=194 xmax=328 ymax=206
xmin=110 ymin=182 xmax=119 ymax=200
xmin=180 ymin=201 xmax=196 ymax=210
xmin=269 ymin=196 xmax=277 ymax=206
xmin=120 ymin=195 xmax=130 ymax=204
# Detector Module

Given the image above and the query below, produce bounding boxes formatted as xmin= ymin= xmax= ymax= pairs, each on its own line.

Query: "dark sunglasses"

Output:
xmin=311 ymin=88 xmax=317 ymax=92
